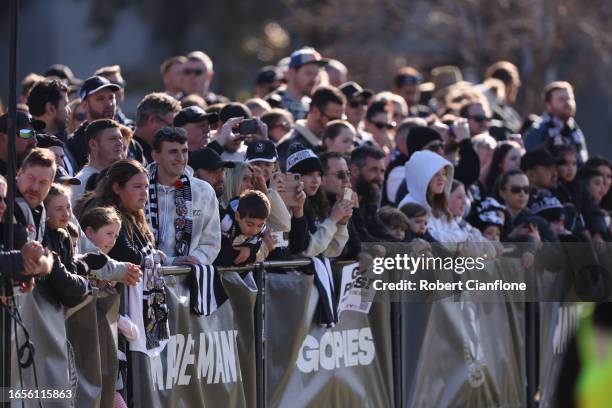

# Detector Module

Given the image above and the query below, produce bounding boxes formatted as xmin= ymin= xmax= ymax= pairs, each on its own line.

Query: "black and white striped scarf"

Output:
xmin=141 ymin=242 xmax=169 ymax=349
xmin=146 ymin=163 xmax=193 ymax=257
xmin=189 ymin=264 xmax=220 ymax=316
xmin=311 ymin=255 xmax=338 ymax=327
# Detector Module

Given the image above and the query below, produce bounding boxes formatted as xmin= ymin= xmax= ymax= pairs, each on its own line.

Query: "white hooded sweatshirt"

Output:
xmin=398 ymin=150 xmax=496 ymax=257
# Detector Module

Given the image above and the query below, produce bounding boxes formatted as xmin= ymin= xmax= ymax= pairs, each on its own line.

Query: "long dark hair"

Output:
xmin=586 ymin=156 xmax=612 ymax=210
xmin=75 ymin=159 xmax=153 ymax=243
xmin=485 ymin=142 xmax=517 ymax=193
xmin=304 ymin=188 xmax=330 ymax=223
xmin=493 ymin=168 xmax=526 ymax=203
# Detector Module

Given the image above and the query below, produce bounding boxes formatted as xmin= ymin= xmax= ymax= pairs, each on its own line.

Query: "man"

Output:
xmin=0 ymin=110 xmax=40 ymax=176
xmin=189 ymin=147 xmax=235 ymax=198
xmin=94 ymin=65 xmax=132 ymax=126
xmin=182 ymin=51 xmax=228 ymax=105
xmin=348 ymin=145 xmax=397 ymax=241
xmin=160 ymin=56 xmax=186 ymax=98
xmin=325 ymin=59 xmax=348 ymax=87
xmin=277 ymin=85 xmax=345 ymax=168
xmin=15 ymin=148 xmax=89 ymax=306
xmin=485 ymin=61 xmax=522 ymax=134
xmin=339 ymin=81 xmax=373 ymax=136
xmin=273 ymin=47 xmax=328 ymax=120
xmin=27 ymin=79 xmax=78 ymax=175
xmin=524 ymin=81 xmax=587 ymax=164
xmin=521 ymin=149 xmax=558 ymax=193
xmin=133 ymin=92 xmax=181 ymax=164
xmin=392 ymin=66 xmax=431 ymax=117
xmin=319 ymin=151 xmax=361 ymax=257
xmin=19 ymin=73 xmax=46 ymax=104
xmin=173 ymin=106 xmax=219 ymax=152
xmin=459 ymin=100 xmax=491 ymax=137
xmin=70 ymin=119 xmax=124 ymax=204
xmin=148 ymin=127 xmax=221 ymax=266
xmin=65 ymin=76 xmax=120 ymax=170
xmin=363 ymin=100 xmax=395 ymax=155
xmin=207 ymin=103 xmax=265 ymax=161
xmin=255 ymin=66 xmax=282 ymax=98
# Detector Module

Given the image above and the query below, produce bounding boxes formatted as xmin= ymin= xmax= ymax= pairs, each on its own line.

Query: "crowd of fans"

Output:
xmin=0 ymin=47 xmax=611 ymax=406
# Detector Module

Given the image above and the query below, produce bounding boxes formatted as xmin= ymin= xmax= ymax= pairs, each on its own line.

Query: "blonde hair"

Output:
xmin=221 ymin=162 xmax=252 ymax=208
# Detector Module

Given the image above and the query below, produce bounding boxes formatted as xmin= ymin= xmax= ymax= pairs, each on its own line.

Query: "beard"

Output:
xmin=355 ymin=174 xmax=382 ymax=206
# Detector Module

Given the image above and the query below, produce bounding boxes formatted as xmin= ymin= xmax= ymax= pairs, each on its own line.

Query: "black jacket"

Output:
xmin=553 ymin=180 xmax=607 ymax=237
xmin=65 ymin=121 xmax=89 ymax=172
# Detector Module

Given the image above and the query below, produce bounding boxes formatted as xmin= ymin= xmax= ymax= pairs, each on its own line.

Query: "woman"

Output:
xmin=585 ymin=157 xmax=612 ymax=211
xmin=67 ymin=98 xmax=86 ymax=134
xmin=322 ymin=120 xmax=356 ymax=155
xmin=494 ymin=169 xmax=530 ymax=221
xmin=399 ymin=150 xmax=496 ymax=257
xmin=220 ymin=162 xmax=254 ymax=209
xmin=286 ymin=145 xmax=352 ymax=257
xmin=76 ymin=159 xmax=168 ymax=354
xmin=483 ymin=141 xmax=522 ymax=194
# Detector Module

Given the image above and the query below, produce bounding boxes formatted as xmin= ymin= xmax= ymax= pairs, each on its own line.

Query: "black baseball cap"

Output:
xmin=246 ymin=140 xmax=278 ymax=163
xmin=79 ymin=75 xmax=120 ymax=100
xmin=44 ymin=64 xmax=82 ymax=86
xmin=174 ymin=106 xmax=219 ymax=127
xmin=219 ymin=103 xmax=252 ymax=123
xmin=256 ymin=66 xmax=280 ymax=85
xmin=339 ymin=81 xmax=373 ymax=100
xmin=520 ymin=148 xmax=559 ymax=171
xmin=36 ymin=134 xmax=65 ymax=149
xmin=188 ymin=148 xmax=236 ymax=171
xmin=54 ymin=166 xmax=81 ymax=186
xmin=0 ymin=111 xmax=45 ymax=133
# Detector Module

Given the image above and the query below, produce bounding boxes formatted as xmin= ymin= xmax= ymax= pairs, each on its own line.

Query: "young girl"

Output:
xmin=322 ymin=120 xmax=357 ymax=155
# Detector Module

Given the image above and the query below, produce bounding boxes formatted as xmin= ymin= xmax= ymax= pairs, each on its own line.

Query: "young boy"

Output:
xmin=377 ymin=206 xmax=410 ymax=241
xmin=400 ymin=203 xmax=436 ymax=242
xmin=467 ymin=197 xmax=506 ymax=242
xmin=215 ymin=190 xmax=271 ymax=267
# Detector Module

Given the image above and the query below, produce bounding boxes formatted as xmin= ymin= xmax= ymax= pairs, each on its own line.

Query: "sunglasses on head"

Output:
xmin=326 ymin=170 xmax=351 ymax=180
xmin=372 ymin=121 xmax=396 ymax=130
xmin=469 ymin=115 xmax=491 ymax=123
xmin=507 ymin=185 xmax=529 ymax=194
xmin=349 ymin=99 xmax=368 ymax=108
xmin=183 ymin=68 xmax=204 ymax=76
xmin=17 ymin=129 xmax=35 ymax=139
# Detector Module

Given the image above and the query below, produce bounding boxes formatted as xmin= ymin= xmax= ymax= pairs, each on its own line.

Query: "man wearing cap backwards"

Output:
xmin=148 ymin=127 xmax=220 ymax=266
xmin=65 ymin=75 xmax=120 ymax=171
xmin=0 ymin=110 xmax=40 ymax=177
xmin=272 ymin=47 xmax=329 ymax=120
xmin=173 ymin=106 xmax=218 ymax=152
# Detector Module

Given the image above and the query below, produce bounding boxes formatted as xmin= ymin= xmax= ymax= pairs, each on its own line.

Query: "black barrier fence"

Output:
xmin=6 ymin=254 xmax=587 ymax=407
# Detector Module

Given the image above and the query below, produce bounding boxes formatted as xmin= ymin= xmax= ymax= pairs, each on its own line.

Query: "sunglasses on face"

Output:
xmin=17 ymin=129 xmax=35 ymax=139
xmin=372 ymin=121 xmax=396 ymax=130
xmin=469 ymin=115 xmax=491 ymax=123
xmin=326 ymin=170 xmax=352 ymax=180
xmin=183 ymin=68 xmax=204 ymax=76
xmin=425 ymin=141 xmax=444 ymax=151
xmin=322 ymin=111 xmax=343 ymax=121
xmin=396 ymin=74 xmax=423 ymax=86
xmin=507 ymin=185 xmax=529 ymax=194
xmin=75 ymin=112 xmax=87 ymax=122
